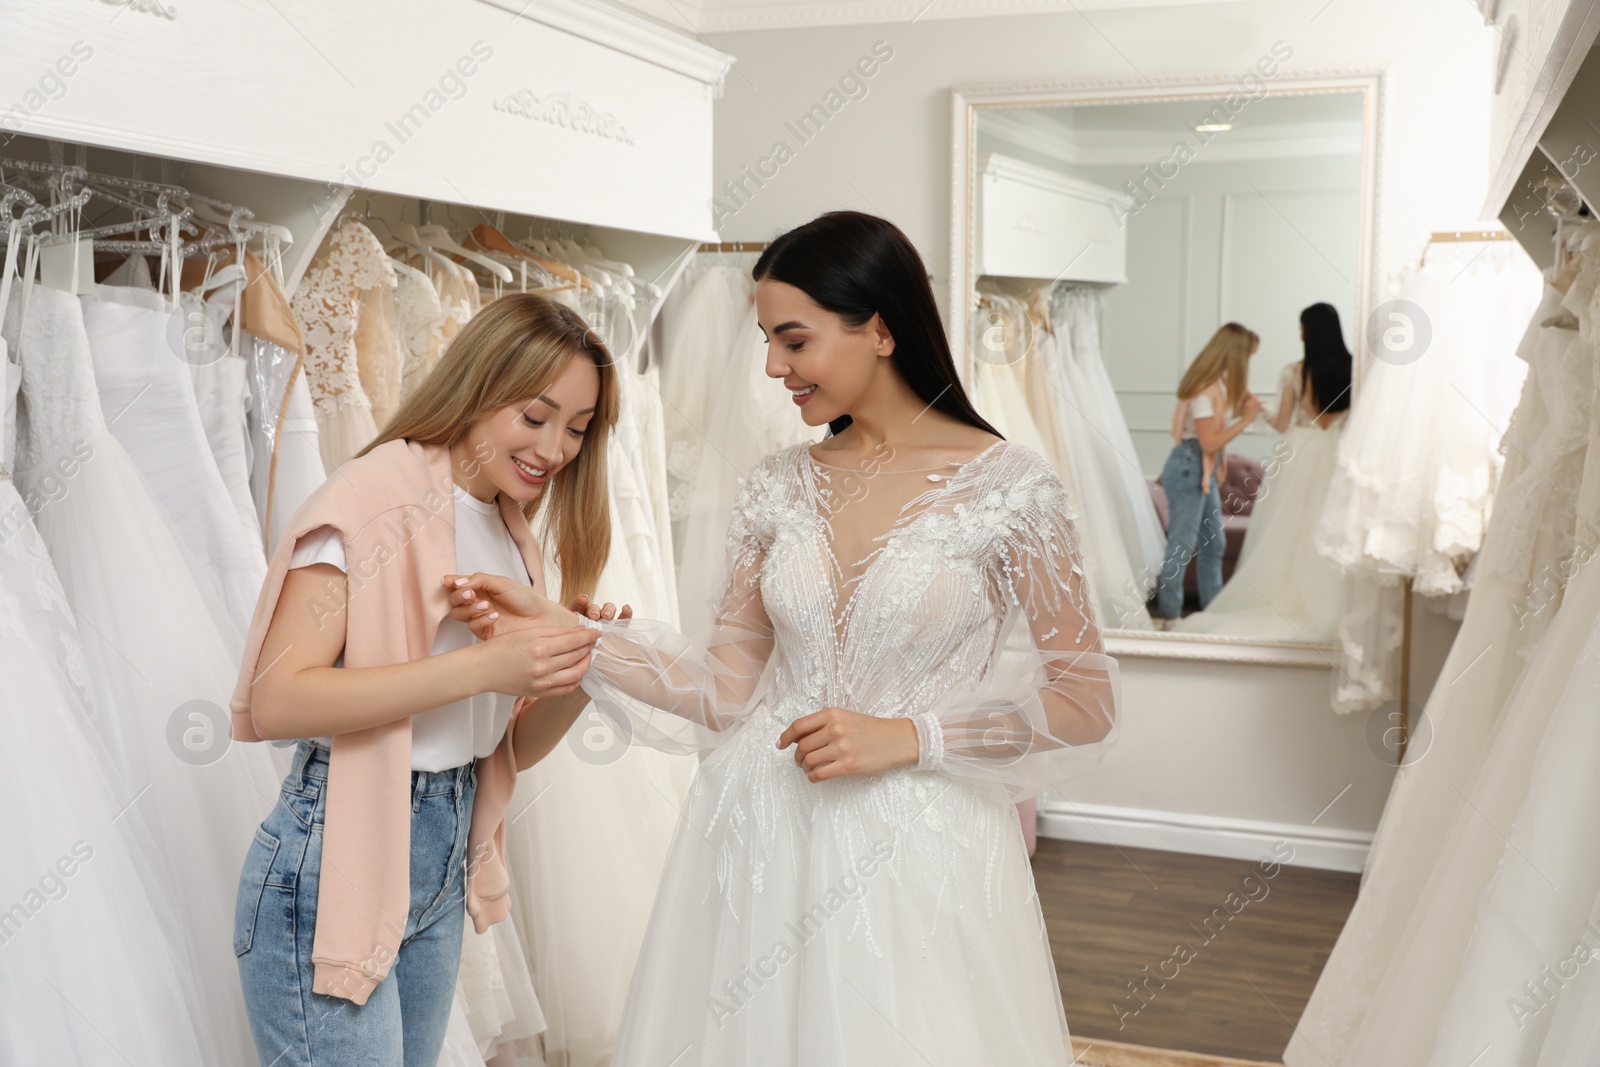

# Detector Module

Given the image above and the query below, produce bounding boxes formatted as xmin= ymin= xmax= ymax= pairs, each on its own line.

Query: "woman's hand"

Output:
xmin=442 ymin=572 xmax=576 ymax=640
xmin=777 ymin=707 xmax=921 ymax=782
xmin=1240 ymin=391 xmax=1264 ymax=420
xmin=476 ymin=623 xmax=599 ymax=699
xmin=571 ymin=593 xmax=633 ymax=624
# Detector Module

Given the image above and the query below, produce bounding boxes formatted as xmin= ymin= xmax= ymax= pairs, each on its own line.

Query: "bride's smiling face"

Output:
xmin=454 ymin=353 xmax=599 ymax=503
xmin=756 ymin=278 xmax=896 ymax=427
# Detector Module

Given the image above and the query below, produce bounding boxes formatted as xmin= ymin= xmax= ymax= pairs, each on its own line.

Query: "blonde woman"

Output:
xmin=229 ymin=294 xmax=618 ymax=1066
xmin=1154 ymin=322 xmax=1262 ymax=622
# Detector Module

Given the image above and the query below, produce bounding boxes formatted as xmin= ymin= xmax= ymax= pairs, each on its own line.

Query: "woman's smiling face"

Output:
xmin=456 ymin=352 xmax=600 ymax=502
xmin=756 ymin=278 xmax=895 ymax=428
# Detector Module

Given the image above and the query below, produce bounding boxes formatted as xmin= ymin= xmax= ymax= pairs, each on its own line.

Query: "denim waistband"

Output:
xmin=288 ymin=741 xmax=476 ymax=797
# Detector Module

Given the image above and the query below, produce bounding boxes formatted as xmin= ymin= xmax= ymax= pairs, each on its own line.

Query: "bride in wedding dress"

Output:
xmin=446 ymin=212 xmax=1119 ymax=1065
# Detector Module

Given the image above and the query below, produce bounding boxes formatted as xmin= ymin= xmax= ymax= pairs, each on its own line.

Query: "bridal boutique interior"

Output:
xmin=3 ymin=0 xmax=1600 ymax=1064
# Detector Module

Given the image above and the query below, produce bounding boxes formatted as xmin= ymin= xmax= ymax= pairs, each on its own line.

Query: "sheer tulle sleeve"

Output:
xmin=908 ymin=456 xmax=1121 ymax=800
xmin=577 ymin=458 xmax=779 ymax=754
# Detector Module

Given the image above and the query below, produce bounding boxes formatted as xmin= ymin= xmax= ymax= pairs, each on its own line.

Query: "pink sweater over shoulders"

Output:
xmin=231 ymin=438 xmax=537 ymax=1005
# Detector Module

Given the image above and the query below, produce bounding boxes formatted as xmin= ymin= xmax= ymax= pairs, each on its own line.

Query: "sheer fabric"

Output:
xmin=582 ymin=439 xmax=1119 ymax=800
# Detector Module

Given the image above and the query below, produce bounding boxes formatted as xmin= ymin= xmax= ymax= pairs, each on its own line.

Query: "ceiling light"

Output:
xmin=1194 ymin=122 xmax=1232 ymax=133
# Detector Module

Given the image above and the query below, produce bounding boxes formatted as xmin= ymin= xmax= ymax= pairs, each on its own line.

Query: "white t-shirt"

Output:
xmin=288 ymin=483 xmax=532 ymax=772
xmin=1179 ymin=385 xmax=1227 ymax=440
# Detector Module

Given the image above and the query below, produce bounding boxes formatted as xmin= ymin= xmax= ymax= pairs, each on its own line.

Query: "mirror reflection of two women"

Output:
xmin=1154 ymin=304 xmax=1353 ymax=643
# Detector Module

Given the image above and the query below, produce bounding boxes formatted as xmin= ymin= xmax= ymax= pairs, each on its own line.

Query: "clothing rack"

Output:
xmin=1427 ymin=229 xmax=1515 ymax=243
xmin=698 ymin=240 xmax=768 ymax=253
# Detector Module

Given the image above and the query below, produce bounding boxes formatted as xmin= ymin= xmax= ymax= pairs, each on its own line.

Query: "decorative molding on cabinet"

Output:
xmin=493 ymin=88 xmax=636 ymax=144
xmin=667 ymin=0 xmax=1259 ymax=32
xmin=477 ymin=0 xmax=735 ymax=90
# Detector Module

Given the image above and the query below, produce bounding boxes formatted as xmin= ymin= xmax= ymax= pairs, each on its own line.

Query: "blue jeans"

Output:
xmin=1156 ymin=438 xmax=1224 ymax=619
xmin=234 ymin=742 xmax=476 ymax=1067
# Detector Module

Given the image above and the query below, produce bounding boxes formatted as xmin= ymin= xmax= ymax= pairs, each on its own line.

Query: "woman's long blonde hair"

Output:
xmin=357 ymin=293 xmax=618 ymax=598
xmin=1177 ymin=322 xmax=1258 ymax=415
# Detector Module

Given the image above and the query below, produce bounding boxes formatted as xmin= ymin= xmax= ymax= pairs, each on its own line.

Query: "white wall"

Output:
xmin=1082 ymin=153 xmax=1362 ymax=475
xmin=704 ymin=0 xmax=1494 ymax=316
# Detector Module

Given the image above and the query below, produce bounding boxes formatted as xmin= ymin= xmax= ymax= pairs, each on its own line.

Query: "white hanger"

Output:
xmin=405 ymin=222 xmax=513 ymax=283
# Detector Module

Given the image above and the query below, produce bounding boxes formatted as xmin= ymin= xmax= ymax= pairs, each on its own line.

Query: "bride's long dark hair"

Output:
xmin=752 ymin=211 xmax=1003 ymax=439
xmin=1300 ymin=302 xmax=1353 ymax=415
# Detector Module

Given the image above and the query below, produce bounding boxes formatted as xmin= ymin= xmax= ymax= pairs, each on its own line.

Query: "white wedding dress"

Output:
xmin=499 ymin=409 xmax=695 ymax=1067
xmin=665 ymin=279 xmax=812 ymax=639
xmin=4 ymin=282 xmax=280 ymax=1067
xmin=1026 ymin=316 xmax=1153 ymax=631
xmin=1283 ymin=247 xmax=1594 ymax=1067
xmin=578 ymin=440 xmax=1119 ymax=1065
xmin=292 ymin=219 xmax=394 ymax=471
xmin=0 ymin=560 xmax=214 ymax=1067
xmin=1051 ymin=285 xmax=1165 ymax=586
xmin=1177 ymin=362 xmax=1346 ymax=643
xmin=80 ymin=283 xmax=268 ymax=652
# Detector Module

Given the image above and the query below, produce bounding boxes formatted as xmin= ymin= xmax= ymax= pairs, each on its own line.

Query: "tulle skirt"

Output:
xmin=611 ymin=703 xmax=1071 ymax=1066
xmin=1177 ymin=422 xmax=1344 ymax=643
xmin=0 ymin=544 xmax=210 ymax=1067
xmin=16 ymin=428 xmax=279 ymax=1065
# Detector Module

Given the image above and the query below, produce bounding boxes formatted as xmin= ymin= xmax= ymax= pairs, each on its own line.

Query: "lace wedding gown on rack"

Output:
xmin=1177 ymin=362 xmax=1347 ymax=643
xmin=578 ymin=440 xmax=1119 ymax=1065
xmin=4 ymin=283 xmax=279 ymax=1067
xmin=292 ymin=219 xmax=396 ymax=471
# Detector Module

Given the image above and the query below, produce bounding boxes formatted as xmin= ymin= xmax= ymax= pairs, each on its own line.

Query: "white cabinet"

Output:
xmin=0 ymin=0 xmax=730 ymax=242
xmin=976 ymin=153 xmax=1127 ymax=283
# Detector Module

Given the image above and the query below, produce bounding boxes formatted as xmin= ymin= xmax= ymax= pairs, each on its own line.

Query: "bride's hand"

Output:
xmin=776 ymin=707 xmax=921 ymax=782
xmin=570 ymin=594 xmax=633 ymax=624
xmin=442 ymin=572 xmax=576 ymax=640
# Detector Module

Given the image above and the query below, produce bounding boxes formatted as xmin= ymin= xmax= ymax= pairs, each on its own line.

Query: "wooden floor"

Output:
xmin=1032 ymin=838 xmax=1359 ymax=1063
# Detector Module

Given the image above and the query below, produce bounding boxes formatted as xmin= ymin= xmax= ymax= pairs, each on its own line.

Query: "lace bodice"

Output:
xmin=3 ymin=285 xmax=108 ymax=470
xmin=291 ymin=220 xmax=396 ymax=421
xmin=393 ymin=261 xmax=445 ymax=401
xmin=582 ymin=439 xmax=1120 ymax=799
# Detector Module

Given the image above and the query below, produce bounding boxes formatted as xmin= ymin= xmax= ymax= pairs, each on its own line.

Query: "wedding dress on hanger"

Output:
xmin=500 ymin=385 xmax=695 ymax=1067
xmin=1283 ymin=245 xmax=1593 ymax=1067
xmin=578 ymin=440 xmax=1119 ymax=1066
xmin=1285 ymin=235 xmax=1600 ymax=1067
xmin=185 ymin=270 xmax=270 ymax=572
xmin=1052 ymin=285 xmax=1165 ymax=587
xmin=1025 ymin=300 xmax=1153 ymax=630
xmin=394 ymin=258 xmax=446 ymax=401
xmin=1177 ymin=361 xmax=1347 ymax=642
xmin=1313 ymin=242 xmax=1542 ymax=713
xmin=79 ymin=280 xmax=267 ymax=652
xmin=675 ymin=298 xmax=818 ymax=635
xmin=292 ymin=218 xmax=395 ymax=470
xmin=4 ymin=281 xmax=279 ymax=1067
xmin=0 ymin=565 xmax=213 ymax=1067
xmin=660 ymin=264 xmax=757 ymax=566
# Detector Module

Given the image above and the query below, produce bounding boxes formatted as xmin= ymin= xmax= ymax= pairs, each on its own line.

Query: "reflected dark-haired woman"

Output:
xmin=1177 ymin=302 xmax=1353 ymax=643
xmin=440 ymin=211 xmax=1120 ymax=1063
